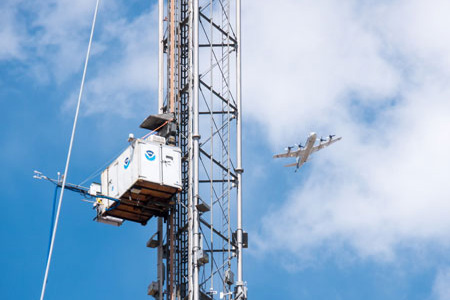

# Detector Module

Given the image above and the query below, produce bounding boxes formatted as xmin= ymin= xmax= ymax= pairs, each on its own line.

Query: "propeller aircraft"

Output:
xmin=273 ymin=132 xmax=342 ymax=171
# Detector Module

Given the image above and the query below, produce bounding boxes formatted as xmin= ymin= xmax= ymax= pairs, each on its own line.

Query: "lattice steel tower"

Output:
xmin=155 ymin=0 xmax=246 ymax=299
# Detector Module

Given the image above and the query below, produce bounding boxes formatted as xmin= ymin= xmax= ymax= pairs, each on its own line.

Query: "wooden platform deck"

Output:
xmin=103 ymin=179 xmax=181 ymax=225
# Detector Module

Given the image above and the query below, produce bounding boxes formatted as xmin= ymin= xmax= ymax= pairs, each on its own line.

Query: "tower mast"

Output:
xmin=159 ymin=0 xmax=246 ymax=298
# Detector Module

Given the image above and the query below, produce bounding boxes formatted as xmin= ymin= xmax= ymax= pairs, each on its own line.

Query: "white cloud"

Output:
xmin=29 ymin=0 xmax=100 ymax=81
xmin=0 ymin=0 xmax=159 ymax=117
xmin=73 ymin=8 xmax=159 ymax=118
xmin=433 ymin=268 xmax=450 ymax=300
xmin=243 ymin=0 xmax=401 ymax=146
xmin=373 ymin=0 xmax=450 ymax=76
xmin=0 ymin=1 xmax=26 ymax=60
xmin=32 ymin=0 xmax=161 ymax=118
xmin=246 ymin=0 xmax=450 ymax=263
xmin=0 ymin=0 xmax=101 ymax=81
xmin=1 ymin=0 xmax=158 ymax=96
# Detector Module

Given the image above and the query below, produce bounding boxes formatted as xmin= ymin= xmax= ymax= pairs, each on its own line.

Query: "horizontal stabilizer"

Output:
xmin=284 ymin=162 xmax=297 ymax=168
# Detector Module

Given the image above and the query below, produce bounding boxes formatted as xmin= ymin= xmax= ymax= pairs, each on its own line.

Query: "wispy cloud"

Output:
xmin=433 ymin=268 xmax=450 ymax=300
xmin=1 ymin=0 xmax=159 ymax=118
xmin=78 ymin=8 xmax=159 ymax=118
xmin=243 ymin=0 xmax=401 ymax=146
xmin=0 ymin=0 xmax=101 ymax=82
xmin=0 ymin=1 xmax=27 ymax=60
xmin=246 ymin=0 xmax=450 ymax=265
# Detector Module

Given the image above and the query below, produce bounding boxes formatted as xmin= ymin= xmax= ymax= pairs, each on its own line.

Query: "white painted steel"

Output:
xmin=162 ymin=146 xmax=182 ymax=187
xmin=236 ymin=0 xmax=245 ymax=297
xmin=192 ymin=0 xmax=200 ymax=299
xmin=100 ymin=140 xmax=181 ymax=210
xmin=88 ymin=182 xmax=101 ymax=196
xmin=188 ymin=0 xmax=194 ymax=297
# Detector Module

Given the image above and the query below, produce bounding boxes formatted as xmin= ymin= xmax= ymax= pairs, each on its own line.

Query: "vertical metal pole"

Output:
xmin=169 ymin=209 xmax=175 ymax=299
xmin=188 ymin=140 xmax=194 ymax=300
xmin=209 ymin=0 xmax=215 ymax=293
xmin=169 ymin=0 xmax=175 ymax=113
xmin=236 ymin=0 xmax=244 ymax=297
xmin=192 ymin=0 xmax=200 ymax=298
xmin=157 ymin=217 xmax=163 ymax=300
xmin=187 ymin=0 xmax=194 ymax=297
xmin=158 ymin=0 xmax=164 ymax=114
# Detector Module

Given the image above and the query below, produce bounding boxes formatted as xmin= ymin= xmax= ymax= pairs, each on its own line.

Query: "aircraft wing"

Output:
xmin=311 ymin=137 xmax=342 ymax=153
xmin=273 ymin=148 xmax=306 ymax=159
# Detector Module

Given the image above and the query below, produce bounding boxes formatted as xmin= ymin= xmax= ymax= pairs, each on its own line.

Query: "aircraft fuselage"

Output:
xmin=297 ymin=132 xmax=317 ymax=168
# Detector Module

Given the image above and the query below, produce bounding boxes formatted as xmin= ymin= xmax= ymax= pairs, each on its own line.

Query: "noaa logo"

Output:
xmin=124 ymin=157 xmax=130 ymax=169
xmin=145 ymin=150 xmax=156 ymax=161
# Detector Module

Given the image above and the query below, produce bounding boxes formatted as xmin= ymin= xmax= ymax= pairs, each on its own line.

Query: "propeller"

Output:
xmin=295 ymin=143 xmax=303 ymax=149
xmin=285 ymin=146 xmax=294 ymax=152
xmin=319 ymin=135 xmax=335 ymax=143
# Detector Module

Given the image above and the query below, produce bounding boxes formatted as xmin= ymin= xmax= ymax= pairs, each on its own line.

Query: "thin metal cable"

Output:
xmin=39 ymin=1 xmax=100 ymax=299
xmin=78 ymin=146 xmax=126 ymax=186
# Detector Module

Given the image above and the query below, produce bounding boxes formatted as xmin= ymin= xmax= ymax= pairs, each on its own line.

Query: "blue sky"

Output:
xmin=3 ymin=0 xmax=450 ymax=299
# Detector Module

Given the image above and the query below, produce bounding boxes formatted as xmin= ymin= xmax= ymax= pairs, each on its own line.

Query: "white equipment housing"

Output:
xmin=97 ymin=138 xmax=181 ymax=224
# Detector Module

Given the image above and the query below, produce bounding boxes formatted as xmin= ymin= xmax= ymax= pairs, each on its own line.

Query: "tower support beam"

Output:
xmin=235 ymin=0 xmax=245 ymax=298
xmin=192 ymin=0 xmax=200 ymax=299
